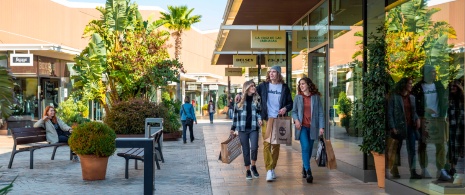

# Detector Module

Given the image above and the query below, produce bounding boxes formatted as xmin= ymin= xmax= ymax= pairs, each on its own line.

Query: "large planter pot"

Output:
xmin=371 ymin=151 xmax=385 ymax=188
xmin=79 ymin=154 xmax=109 ymax=181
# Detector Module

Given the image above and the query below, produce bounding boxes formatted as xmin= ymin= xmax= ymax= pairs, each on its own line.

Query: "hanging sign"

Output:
xmin=225 ymin=68 xmax=243 ymax=76
xmin=248 ymin=68 xmax=267 ymax=76
xmin=188 ymin=85 xmax=197 ymax=90
xmin=265 ymin=54 xmax=286 ymax=67
xmin=10 ymin=54 xmax=33 ymax=66
xmin=209 ymin=85 xmax=219 ymax=90
xmin=251 ymin=31 xmax=286 ymax=49
xmin=233 ymin=55 xmax=256 ymax=67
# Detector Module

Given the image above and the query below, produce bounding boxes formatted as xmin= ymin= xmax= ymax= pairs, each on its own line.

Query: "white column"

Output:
xmin=200 ymin=83 xmax=204 ymax=116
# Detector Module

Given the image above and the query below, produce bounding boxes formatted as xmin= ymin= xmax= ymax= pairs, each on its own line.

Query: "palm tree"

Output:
xmin=157 ymin=5 xmax=201 ymax=100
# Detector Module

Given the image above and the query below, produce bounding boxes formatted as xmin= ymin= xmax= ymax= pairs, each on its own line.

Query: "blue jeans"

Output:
xmin=209 ymin=112 xmax=214 ymax=122
xmin=181 ymin=120 xmax=194 ymax=142
xmin=300 ymin=126 xmax=315 ymax=171
xmin=228 ymin=109 xmax=233 ymax=119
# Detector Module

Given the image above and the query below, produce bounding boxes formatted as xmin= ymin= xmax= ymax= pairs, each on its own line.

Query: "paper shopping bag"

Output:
xmin=263 ymin=118 xmax=275 ymax=144
xmin=421 ymin=118 xmax=449 ymax=144
xmin=220 ymin=135 xmax=242 ymax=164
xmin=324 ymin=138 xmax=337 ymax=169
xmin=274 ymin=116 xmax=292 ymax=145
xmin=387 ymin=137 xmax=399 ymax=170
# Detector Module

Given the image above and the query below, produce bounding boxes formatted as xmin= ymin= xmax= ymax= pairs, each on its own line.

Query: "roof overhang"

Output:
xmin=0 ymin=44 xmax=81 ymax=61
xmin=212 ymin=0 xmax=321 ymax=65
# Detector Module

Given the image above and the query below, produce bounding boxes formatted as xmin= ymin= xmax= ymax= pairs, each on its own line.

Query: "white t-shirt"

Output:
xmin=422 ymin=83 xmax=438 ymax=117
xmin=267 ymin=83 xmax=282 ymax=118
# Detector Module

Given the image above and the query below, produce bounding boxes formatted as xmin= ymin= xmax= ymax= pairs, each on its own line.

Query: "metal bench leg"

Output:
xmin=135 ymin=159 xmax=138 ymax=170
xmin=70 ymin=149 xmax=73 ymax=161
xmin=8 ymin=149 xmax=17 ymax=169
xmin=30 ymin=149 xmax=36 ymax=169
xmin=155 ymin=153 xmax=160 ymax=170
xmin=157 ymin=146 xmax=164 ymax=163
xmin=51 ymin=146 xmax=59 ymax=160
xmin=125 ymin=158 xmax=130 ymax=179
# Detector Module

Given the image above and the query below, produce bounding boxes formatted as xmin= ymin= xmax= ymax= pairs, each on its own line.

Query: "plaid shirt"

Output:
xmin=231 ymin=100 xmax=261 ymax=132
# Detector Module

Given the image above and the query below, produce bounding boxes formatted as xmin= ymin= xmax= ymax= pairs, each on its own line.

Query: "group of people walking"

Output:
xmin=228 ymin=65 xmax=324 ymax=183
xmin=388 ymin=65 xmax=464 ymax=181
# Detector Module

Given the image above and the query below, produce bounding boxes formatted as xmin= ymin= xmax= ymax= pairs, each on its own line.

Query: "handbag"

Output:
xmin=182 ymin=105 xmax=194 ymax=125
xmin=315 ymin=138 xmax=327 ymax=167
xmin=219 ymin=134 xmax=242 ymax=164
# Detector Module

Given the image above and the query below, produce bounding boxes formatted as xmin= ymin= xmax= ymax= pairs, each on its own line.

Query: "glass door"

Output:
xmin=308 ymin=46 xmax=328 ymax=136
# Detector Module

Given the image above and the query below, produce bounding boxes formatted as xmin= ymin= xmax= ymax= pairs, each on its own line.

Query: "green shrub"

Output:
xmin=104 ymin=99 xmax=159 ymax=134
xmin=68 ymin=121 xmax=116 ymax=157
xmin=202 ymin=104 xmax=208 ymax=111
xmin=337 ymin=92 xmax=352 ymax=115
xmin=104 ymin=98 xmax=181 ymax=134
xmin=56 ymin=96 xmax=89 ymax=125
xmin=217 ymin=94 xmax=226 ymax=109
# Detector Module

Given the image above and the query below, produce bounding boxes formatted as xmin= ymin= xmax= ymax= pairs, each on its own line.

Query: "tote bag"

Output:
xmin=219 ymin=135 xmax=242 ymax=164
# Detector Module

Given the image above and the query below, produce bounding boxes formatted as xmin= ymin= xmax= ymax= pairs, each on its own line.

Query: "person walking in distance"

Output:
xmin=180 ymin=96 xmax=197 ymax=144
xmin=208 ymin=100 xmax=215 ymax=124
xmin=387 ymin=78 xmax=422 ymax=179
xmin=256 ymin=65 xmax=293 ymax=182
xmin=291 ymin=77 xmax=324 ymax=183
xmin=230 ymin=80 xmax=262 ymax=179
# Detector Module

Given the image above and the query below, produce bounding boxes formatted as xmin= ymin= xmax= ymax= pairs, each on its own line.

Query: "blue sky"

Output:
xmin=69 ymin=0 xmax=227 ymax=31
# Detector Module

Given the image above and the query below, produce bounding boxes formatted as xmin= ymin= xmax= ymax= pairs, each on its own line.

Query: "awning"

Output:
xmin=0 ymin=44 xmax=81 ymax=61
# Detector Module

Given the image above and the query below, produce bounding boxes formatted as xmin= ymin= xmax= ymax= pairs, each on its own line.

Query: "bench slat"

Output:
xmin=16 ymin=136 xmax=47 ymax=145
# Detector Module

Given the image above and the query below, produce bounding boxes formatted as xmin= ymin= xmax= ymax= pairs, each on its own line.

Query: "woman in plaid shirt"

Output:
xmin=230 ymin=80 xmax=262 ymax=180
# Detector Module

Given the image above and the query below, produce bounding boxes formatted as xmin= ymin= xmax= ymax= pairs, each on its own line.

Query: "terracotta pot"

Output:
xmin=371 ymin=151 xmax=385 ymax=188
xmin=78 ymin=154 xmax=109 ymax=181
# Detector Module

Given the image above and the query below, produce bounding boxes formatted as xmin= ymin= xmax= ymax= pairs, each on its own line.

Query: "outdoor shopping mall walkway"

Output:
xmin=0 ymin=117 xmax=387 ymax=194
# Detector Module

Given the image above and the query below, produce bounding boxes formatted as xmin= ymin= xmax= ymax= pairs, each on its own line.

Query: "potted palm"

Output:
xmin=68 ymin=121 xmax=116 ymax=181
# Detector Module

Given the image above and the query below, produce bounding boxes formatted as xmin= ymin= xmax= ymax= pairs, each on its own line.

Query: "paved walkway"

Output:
xmin=0 ymin=119 xmax=387 ymax=194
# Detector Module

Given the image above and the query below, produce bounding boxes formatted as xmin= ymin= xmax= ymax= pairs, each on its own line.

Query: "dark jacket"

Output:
xmin=411 ymin=80 xmax=447 ymax=118
xmin=387 ymin=93 xmax=419 ymax=138
xmin=256 ymin=81 xmax=293 ymax=120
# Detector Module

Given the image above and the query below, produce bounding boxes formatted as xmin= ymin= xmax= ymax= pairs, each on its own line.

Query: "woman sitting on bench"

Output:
xmin=34 ymin=106 xmax=79 ymax=162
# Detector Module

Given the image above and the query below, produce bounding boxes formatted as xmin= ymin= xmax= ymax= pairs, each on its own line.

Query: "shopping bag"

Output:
xmin=315 ymin=138 xmax=327 ymax=167
xmin=387 ymin=137 xmax=398 ymax=170
xmin=324 ymin=138 xmax=337 ymax=169
xmin=264 ymin=117 xmax=292 ymax=145
xmin=421 ymin=118 xmax=449 ymax=144
xmin=220 ymin=135 xmax=242 ymax=164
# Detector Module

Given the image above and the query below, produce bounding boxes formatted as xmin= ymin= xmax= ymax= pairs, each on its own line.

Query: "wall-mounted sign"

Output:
xmin=188 ymin=85 xmax=197 ymax=90
xmin=251 ymin=31 xmax=286 ymax=49
xmin=292 ymin=30 xmax=308 ymax=50
xmin=10 ymin=54 xmax=33 ymax=66
xmin=209 ymin=85 xmax=219 ymax=90
xmin=265 ymin=54 xmax=286 ymax=67
xmin=197 ymin=77 xmax=207 ymax=82
xmin=225 ymin=68 xmax=243 ymax=76
xmin=248 ymin=68 xmax=267 ymax=76
xmin=233 ymin=55 xmax=256 ymax=67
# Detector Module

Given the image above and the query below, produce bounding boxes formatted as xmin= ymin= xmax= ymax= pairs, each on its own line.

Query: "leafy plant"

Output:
xmin=217 ymin=94 xmax=227 ymax=109
xmin=56 ymin=96 xmax=89 ymax=125
xmin=0 ymin=175 xmax=15 ymax=195
xmin=359 ymin=26 xmax=393 ymax=154
xmin=104 ymin=98 xmax=159 ymax=134
xmin=202 ymin=104 xmax=208 ymax=111
xmin=0 ymin=65 xmax=15 ymax=119
xmin=337 ymin=91 xmax=352 ymax=119
xmin=68 ymin=121 xmax=116 ymax=157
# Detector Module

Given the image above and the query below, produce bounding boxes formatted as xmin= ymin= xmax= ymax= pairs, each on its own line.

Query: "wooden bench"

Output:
xmin=8 ymin=127 xmax=73 ymax=169
xmin=117 ymin=130 xmax=164 ymax=179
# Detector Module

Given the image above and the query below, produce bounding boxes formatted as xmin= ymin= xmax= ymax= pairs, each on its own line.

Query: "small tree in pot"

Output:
xmin=68 ymin=121 xmax=116 ymax=180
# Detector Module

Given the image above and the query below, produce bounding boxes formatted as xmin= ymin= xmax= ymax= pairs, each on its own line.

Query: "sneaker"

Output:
xmin=246 ymin=170 xmax=252 ymax=180
xmin=266 ymin=170 xmax=273 ymax=182
xmin=271 ymin=169 xmax=276 ymax=179
xmin=438 ymin=169 xmax=452 ymax=181
xmin=410 ymin=170 xmax=422 ymax=179
xmin=251 ymin=165 xmax=259 ymax=178
xmin=421 ymin=169 xmax=432 ymax=178
xmin=72 ymin=155 xmax=80 ymax=163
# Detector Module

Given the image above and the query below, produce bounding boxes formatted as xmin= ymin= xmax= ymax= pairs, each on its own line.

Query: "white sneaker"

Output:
xmin=266 ymin=170 xmax=273 ymax=182
xmin=271 ymin=169 xmax=276 ymax=179
xmin=422 ymin=169 xmax=432 ymax=178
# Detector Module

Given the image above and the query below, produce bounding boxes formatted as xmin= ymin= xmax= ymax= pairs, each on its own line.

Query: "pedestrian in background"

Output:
xmin=208 ymin=100 xmax=215 ymax=124
xmin=230 ymin=80 xmax=262 ymax=180
xmin=256 ymin=65 xmax=293 ymax=182
xmin=228 ymin=98 xmax=234 ymax=119
xmin=291 ymin=77 xmax=324 ymax=183
xmin=180 ymin=96 xmax=197 ymax=144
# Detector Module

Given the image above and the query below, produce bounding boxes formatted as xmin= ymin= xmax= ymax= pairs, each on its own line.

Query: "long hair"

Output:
xmin=298 ymin=77 xmax=321 ymax=96
xmin=43 ymin=105 xmax=57 ymax=123
xmin=392 ymin=77 xmax=413 ymax=95
xmin=184 ymin=96 xmax=190 ymax=103
xmin=237 ymin=80 xmax=260 ymax=110
xmin=449 ymin=80 xmax=464 ymax=103
xmin=265 ymin=70 xmax=284 ymax=84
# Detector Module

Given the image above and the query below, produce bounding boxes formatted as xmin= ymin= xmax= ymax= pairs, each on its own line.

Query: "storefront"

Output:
xmin=213 ymin=0 xmax=464 ymax=194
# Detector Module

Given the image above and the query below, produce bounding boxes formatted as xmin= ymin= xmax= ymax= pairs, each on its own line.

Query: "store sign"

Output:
xmin=265 ymin=54 xmax=286 ymax=67
xmin=188 ymin=85 xmax=197 ymax=90
xmin=251 ymin=31 xmax=286 ymax=49
xmin=10 ymin=54 xmax=33 ymax=66
xmin=209 ymin=85 xmax=219 ymax=90
xmin=248 ymin=68 xmax=267 ymax=76
xmin=225 ymin=68 xmax=243 ymax=76
xmin=292 ymin=30 xmax=308 ymax=50
xmin=233 ymin=55 xmax=256 ymax=67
